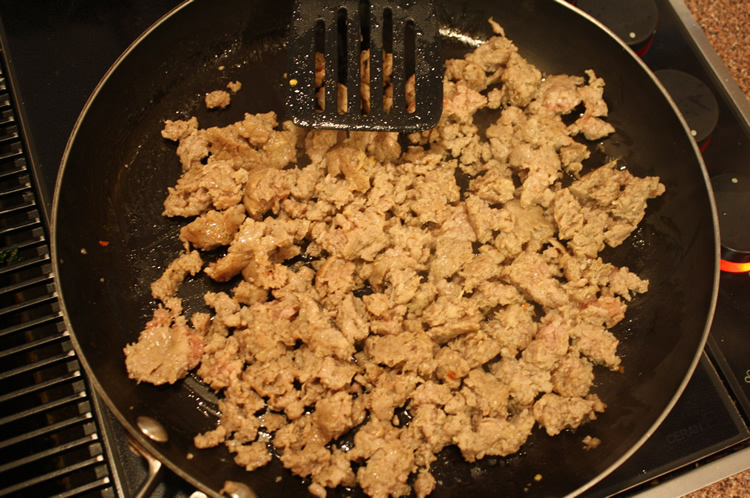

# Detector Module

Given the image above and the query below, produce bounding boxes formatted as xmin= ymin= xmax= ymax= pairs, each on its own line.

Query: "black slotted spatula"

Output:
xmin=286 ymin=0 xmax=443 ymax=132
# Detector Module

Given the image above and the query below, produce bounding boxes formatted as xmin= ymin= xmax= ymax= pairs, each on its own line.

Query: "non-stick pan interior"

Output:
xmin=52 ymin=0 xmax=717 ymax=496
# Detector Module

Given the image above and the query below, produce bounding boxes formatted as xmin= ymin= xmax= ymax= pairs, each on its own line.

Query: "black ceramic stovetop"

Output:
xmin=0 ymin=0 xmax=748 ymax=496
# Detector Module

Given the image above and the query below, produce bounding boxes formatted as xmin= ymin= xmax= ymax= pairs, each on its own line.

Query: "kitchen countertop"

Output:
xmin=684 ymin=0 xmax=750 ymax=101
xmin=684 ymin=465 xmax=750 ymax=498
xmin=679 ymin=0 xmax=749 ymax=496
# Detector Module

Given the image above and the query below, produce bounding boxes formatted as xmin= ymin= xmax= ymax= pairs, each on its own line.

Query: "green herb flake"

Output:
xmin=0 ymin=247 xmax=21 ymax=265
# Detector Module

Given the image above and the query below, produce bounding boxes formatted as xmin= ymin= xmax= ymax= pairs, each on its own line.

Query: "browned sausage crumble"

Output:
xmin=124 ymin=19 xmax=664 ymax=498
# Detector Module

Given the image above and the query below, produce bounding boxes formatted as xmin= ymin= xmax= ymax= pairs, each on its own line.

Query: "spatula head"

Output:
xmin=286 ymin=0 xmax=443 ymax=132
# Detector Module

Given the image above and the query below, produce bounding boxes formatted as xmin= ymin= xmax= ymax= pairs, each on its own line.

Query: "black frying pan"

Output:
xmin=51 ymin=0 xmax=719 ymax=496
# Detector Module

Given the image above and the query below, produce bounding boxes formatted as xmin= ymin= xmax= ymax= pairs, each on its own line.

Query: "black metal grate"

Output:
xmin=0 ymin=53 xmax=115 ymax=497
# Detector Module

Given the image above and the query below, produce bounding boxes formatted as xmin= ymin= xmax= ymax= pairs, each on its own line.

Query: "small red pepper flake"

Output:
xmin=446 ymin=371 xmax=456 ymax=380
xmin=98 ymin=240 xmax=110 ymax=247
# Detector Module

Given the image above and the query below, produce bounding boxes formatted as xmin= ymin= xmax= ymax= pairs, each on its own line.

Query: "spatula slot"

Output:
xmin=313 ymin=20 xmax=326 ymax=112
xmin=404 ymin=18 xmax=416 ymax=114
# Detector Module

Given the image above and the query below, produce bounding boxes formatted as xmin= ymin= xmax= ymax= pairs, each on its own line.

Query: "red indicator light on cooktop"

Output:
xmin=720 ymin=260 xmax=750 ymax=274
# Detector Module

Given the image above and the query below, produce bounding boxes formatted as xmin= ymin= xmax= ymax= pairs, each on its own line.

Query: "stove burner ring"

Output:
xmin=711 ymin=173 xmax=750 ymax=273
xmin=577 ymin=0 xmax=659 ymax=56
xmin=655 ymin=69 xmax=720 ymax=152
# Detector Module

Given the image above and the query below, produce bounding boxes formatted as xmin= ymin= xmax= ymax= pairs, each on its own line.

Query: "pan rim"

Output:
xmin=50 ymin=0 xmax=721 ymax=496
xmin=546 ymin=0 xmax=721 ymax=495
xmin=48 ymin=0 xmax=221 ymax=495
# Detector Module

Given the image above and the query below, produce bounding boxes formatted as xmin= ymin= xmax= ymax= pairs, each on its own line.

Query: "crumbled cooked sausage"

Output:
xmin=149 ymin=250 xmax=203 ymax=314
xmin=205 ymin=89 xmax=231 ymax=109
xmin=124 ymin=309 xmax=203 ymax=385
xmin=226 ymin=80 xmax=242 ymax=93
xmin=124 ymin=20 xmax=664 ymax=497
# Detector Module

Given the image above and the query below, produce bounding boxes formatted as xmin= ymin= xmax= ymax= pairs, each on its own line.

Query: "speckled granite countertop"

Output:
xmin=684 ymin=465 xmax=750 ymax=498
xmin=676 ymin=1 xmax=749 ymax=496
xmin=684 ymin=0 xmax=750 ymax=100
